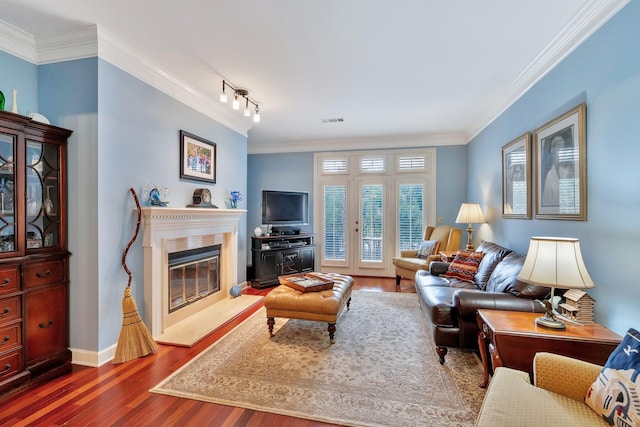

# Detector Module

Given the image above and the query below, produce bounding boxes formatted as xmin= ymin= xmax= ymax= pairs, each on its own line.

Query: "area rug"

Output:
xmin=151 ymin=290 xmax=486 ymax=426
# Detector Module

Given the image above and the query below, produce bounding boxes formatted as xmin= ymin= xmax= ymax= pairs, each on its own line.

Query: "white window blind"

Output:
xmin=398 ymin=156 xmax=425 ymax=170
xmin=360 ymin=184 xmax=383 ymax=261
xmin=398 ymin=183 xmax=424 ymax=251
xmin=360 ymin=157 xmax=384 ymax=172
xmin=323 ymin=185 xmax=346 ymax=261
xmin=323 ymin=159 xmax=348 ymax=173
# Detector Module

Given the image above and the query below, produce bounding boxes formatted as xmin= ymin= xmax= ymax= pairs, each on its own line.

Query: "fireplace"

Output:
xmin=168 ymin=245 xmax=221 ymax=313
xmin=140 ymin=207 xmax=246 ymax=338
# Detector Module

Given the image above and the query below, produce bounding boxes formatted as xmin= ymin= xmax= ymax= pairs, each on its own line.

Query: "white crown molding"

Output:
xmin=466 ymin=0 xmax=630 ymax=141
xmin=35 ymin=25 xmax=98 ymax=64
xmin=0 ymin=21 xmax=251 ymax=137
xmin=96 ymin=27 xmax=251 ymax=137
xmin=248 ymin=132 xmax=467 ymax=155
xmin=0 ymin=19 xmax=38 ymax=63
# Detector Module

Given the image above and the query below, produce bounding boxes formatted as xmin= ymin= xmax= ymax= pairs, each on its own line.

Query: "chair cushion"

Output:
xmin=416 ymin=240 xmax=440 ymax=259
xmin=585 ymin=328 xmax=640 ymax=425
xmin=485 ymin=252 xmax=550 ymax=299
xmin=473 ymin=241 xmax=513 ymax=290
xmin=393 ymin=256 xmax=429 ymax=271
xmin=443 ymin=250 xmax=484 ymax=282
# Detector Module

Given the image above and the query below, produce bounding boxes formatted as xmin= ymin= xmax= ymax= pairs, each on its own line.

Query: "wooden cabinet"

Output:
xmin=251 ymin=234 xmax=315 ymax=288
xmin=0 ymin=111 xmax=72 ymax=398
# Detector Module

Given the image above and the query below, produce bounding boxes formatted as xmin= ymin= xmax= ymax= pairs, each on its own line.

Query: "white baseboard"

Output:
xmin=70 ymin=343 xmax=116 ymax=367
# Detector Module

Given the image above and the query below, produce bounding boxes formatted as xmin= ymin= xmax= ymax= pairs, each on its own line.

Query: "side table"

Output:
xmin=476 ymin=309 xmax=621 ymax=388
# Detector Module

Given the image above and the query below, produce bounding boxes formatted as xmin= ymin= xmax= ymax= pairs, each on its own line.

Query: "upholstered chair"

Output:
xmin=392 ymin=225 xmax=462 ymax=285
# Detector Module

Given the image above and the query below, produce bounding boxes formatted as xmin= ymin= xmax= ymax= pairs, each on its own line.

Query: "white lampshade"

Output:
xmin=455 ymin=203 xmax=485 ymax=224
xmin=517 ymin=237 xmax=594 ymax=289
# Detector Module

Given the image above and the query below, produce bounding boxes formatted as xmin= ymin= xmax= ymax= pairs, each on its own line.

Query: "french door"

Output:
xmin=315 ymin=149 xmax=435 ymax=277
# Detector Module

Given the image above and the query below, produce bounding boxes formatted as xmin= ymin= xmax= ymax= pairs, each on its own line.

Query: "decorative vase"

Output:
xmin=230 ymin=199 xmax=237 ymax=209
xmin=44 ymin=185 xmax=54 ymax=215
xmin=10 ymin=89 xmax=17 ymax=114
xmin=254 ymin=226 xmax=262 ymax=237
xmin=229 ymin=285 xmax=242 ymax=298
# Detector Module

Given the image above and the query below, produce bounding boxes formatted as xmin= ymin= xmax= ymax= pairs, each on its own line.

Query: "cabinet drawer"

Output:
xmin=26 ymin=285 xmax=67 ymax=364
xmin=0 ymin=322 xmax=21 ymax=353
xmin=0 ymin=296 xmax=21 ymax=323
xmin=0 ymin=267 xmax=20 ymax=295
xmin=24 ymin=260 xmax=66 ymax=288
xmin=0 ymin=349 xmax=23 ymax=383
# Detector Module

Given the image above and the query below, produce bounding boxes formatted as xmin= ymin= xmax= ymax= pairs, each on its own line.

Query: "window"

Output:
xmin=398 ymin=184 xmax=424 ymax=251
xmin=323 ymin=185 xmax=346 ymax=261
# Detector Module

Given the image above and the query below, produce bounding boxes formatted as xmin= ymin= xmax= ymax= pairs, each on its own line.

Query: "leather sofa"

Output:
xmin=414 ymin=241 xmax=549 ymax=364
xmin=392 ymin=225 xmax=462 ymax=285
xmin=476 ymin=352 xmax=608 ymax=426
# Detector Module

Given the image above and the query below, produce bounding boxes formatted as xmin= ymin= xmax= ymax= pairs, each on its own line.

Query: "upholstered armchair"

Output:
xmin=392 ymin=225 xmax=462 ymax=285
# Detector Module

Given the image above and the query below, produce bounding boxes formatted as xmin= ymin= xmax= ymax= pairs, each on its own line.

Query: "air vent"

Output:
xmin=321 ymin=118 xmax=344 ymax=123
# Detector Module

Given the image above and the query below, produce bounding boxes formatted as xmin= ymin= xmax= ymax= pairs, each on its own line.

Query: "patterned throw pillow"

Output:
xmin=443 ymin=250 xmax=484 ymax=282
xmin=585 ymin=328 xmax=640 ymax=426
xmin=416 ymin=240 xmax=440 ymax=259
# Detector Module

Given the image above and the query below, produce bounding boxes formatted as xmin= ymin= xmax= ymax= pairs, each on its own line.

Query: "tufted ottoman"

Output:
xmin=263 ymin=273 xmax=354 ymax=343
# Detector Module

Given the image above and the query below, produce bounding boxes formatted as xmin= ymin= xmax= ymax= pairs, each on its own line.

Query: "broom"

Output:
xmin=112 ymin=188 xmax=158 ymax=364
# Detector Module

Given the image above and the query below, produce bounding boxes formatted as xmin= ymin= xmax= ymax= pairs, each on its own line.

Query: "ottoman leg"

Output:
xmin=328 ymin=323 xmax=336 ymax=344
xmin=347 ymin=297 xmax=351 ymax=310
xmin=267 ymin=317 xmax=275 ymax=337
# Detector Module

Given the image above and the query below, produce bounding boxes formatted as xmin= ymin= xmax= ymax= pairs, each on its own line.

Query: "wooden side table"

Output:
xmin=476 ymin=309 xmax=621 ymax=388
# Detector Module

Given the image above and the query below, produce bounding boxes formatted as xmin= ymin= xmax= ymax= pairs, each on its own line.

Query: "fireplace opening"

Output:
xmin=168 ymin=244 xmax=221 ymax=313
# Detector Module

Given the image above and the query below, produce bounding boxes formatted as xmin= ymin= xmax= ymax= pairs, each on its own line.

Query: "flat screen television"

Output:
xmin=261 ymin=190 xmax=309 ymax=226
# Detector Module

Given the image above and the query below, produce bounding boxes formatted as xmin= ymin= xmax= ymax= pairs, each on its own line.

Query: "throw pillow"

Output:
xmin=585 ymin=328 xmax=640 ymax=426
xmin=443 ymin=250 xmax=484 ymax=282
xmin=416 ymin=240 xmax=440 ymax=259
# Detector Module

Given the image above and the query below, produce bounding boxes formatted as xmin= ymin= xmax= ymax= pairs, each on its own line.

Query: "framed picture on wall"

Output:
xmin=534 ymin=103 xmax=587 ymax=220
xmin=502 ymin=132 xmax=531 ymax=219
xmin=179 ymin=130 xmax=216 ymax=184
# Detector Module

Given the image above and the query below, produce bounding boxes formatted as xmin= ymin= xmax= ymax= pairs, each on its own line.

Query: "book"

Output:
xmin=279 ymin=273 xmax=334 ymax=293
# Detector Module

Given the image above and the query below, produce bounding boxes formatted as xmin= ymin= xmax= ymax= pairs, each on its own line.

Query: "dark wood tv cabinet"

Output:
xmin=251 ymin=234 xmax=315 ymax=289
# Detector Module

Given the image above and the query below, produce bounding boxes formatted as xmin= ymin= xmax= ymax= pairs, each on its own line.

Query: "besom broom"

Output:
xmin=112 ymin=188 xmax=158 ymax=364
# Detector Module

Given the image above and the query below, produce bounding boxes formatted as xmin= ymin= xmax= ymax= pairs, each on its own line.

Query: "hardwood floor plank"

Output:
xmin=0 ymin=276 xmax=415 ymax=426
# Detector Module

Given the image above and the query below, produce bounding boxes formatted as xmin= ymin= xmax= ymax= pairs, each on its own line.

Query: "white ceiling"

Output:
xmin=0 ymin=0 xmax=628 ymax=153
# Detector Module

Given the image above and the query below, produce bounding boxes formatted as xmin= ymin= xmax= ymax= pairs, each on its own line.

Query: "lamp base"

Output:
xmin=535 ymin=313 xmax=566 ymax=330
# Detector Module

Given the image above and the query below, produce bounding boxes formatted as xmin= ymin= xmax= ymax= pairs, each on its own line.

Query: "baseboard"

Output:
xmin=70 ymin=343 xmax=116 ymax=367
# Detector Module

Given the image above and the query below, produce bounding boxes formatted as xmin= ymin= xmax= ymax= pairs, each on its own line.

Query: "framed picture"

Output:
xmin=534 ymin=103 xmax=587 ymax=220
xmin=502 ymin=132 xmax=531 ymax=219
xmin=179 ymin=130 xmax=216 ymax=184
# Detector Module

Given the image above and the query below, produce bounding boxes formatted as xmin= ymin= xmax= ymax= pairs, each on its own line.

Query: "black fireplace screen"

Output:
xmin=168 ymin=244 xmax=221 ymax=313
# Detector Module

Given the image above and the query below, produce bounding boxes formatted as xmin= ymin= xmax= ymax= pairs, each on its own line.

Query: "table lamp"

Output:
xmin=517 ymin=237 xmax=595 ymax=329
xmin=455 ymin=203 xmax=485 ymax=250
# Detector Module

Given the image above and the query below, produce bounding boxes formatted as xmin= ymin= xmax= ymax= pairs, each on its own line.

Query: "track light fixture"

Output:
xmin=219 ymin=80 xmax=260 ymax=123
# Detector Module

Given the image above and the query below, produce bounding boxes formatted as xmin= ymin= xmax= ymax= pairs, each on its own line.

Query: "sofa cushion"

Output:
xmin=485 ymin=252 xmax=550 ymax=299
xmin=474 ymin=241 xmax=513 ymax=290
xmin=585 ymin=328 xmax=640 ymax=425
xmin=443 ymin=250 xmax=484 ymax=282
xmin=416 ymin=240 xmax=439 ymax=259
xmin=415 ymin=280 xmax=476 ymax=327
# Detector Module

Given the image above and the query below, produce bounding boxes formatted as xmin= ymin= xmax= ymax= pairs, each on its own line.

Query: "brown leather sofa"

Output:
xmin=414 ymin=241 xmax=549 ymax=364
xmin=392 ymin=225 xmax=462 ymax=285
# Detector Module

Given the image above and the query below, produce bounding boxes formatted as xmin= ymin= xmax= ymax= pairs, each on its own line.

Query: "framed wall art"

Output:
xmin=179 ymin=130 xmax=216 ymax=184
xmin=534 ymin=103 xmax=587 ymax=220
xmin=502 ymin=132 xmax=531 ymax=219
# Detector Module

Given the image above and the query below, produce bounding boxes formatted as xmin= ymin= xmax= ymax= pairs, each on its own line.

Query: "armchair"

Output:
xmin=392 ymin=225 xmax=462 ymax=285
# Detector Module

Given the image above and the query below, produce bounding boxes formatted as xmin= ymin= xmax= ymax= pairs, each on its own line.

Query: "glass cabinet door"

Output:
xmin=0 ymin=132 xmax=16 ymax=253
xmin=26 ymin=140 xmax=60 ymax=249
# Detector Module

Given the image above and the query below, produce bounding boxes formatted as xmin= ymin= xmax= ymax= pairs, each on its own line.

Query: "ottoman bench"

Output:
xmin=263 ymin=273 xmax=354 ymax=343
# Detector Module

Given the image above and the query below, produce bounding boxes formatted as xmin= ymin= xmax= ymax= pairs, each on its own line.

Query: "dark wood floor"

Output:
xmin=0 ymin=277 xmax=416 ymax=427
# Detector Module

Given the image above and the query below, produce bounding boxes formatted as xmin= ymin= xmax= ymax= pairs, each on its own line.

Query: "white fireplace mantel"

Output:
xmin=140 ymin=207 xmax=246 ymax=337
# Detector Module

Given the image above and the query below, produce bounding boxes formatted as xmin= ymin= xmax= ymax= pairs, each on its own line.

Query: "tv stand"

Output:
xmin=251 ymin=234 xmax=315 ymax=288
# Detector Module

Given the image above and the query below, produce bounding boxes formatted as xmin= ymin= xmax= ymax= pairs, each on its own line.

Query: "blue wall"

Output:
xmin=2 ymin=52 xmax=248 ymax=354
xmin=468 ymin=1 xmax=640 ymax=335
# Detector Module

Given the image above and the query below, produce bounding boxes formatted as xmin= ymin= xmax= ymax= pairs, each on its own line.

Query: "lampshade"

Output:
xmin=455 ymin=203 xmax=485 ymax=224
xmin=517 ymin=237 xmax=594 ymax=289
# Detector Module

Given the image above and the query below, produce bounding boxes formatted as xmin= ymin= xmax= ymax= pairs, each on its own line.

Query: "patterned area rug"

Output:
xmin=151 ymin=290 xmax=486 ymax=426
